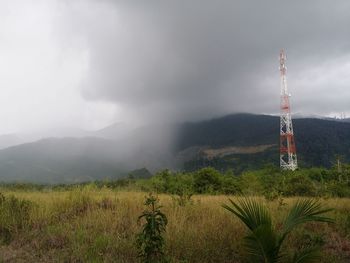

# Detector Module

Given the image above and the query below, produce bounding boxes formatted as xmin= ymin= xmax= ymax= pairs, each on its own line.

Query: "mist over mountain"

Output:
xmin=0 ymin=120 xmax=178 ymax=183
xmin=93 ymin=123 xmax=133 ymax=140
xmin=0 ymin=113 xmax=349 ymax=183
xmin=0 ymin=134 xmax=24 ymax=150
xmin=1 ymin=1 xmax=350 ymax=185
xmin=0 ymin=137 xmax=124 ymax=183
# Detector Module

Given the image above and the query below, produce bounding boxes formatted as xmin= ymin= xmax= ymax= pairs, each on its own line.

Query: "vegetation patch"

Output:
xmin=0 ymin=193 xmax=34 ymax=244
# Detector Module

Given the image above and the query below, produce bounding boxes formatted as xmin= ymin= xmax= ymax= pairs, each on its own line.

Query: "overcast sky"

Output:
xmin=1 ymin=0 xmax=350 ymax=135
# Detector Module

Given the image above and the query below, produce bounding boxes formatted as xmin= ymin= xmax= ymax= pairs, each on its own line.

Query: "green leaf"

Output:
xmin=222 ymin=198 xmax=272 ymax=231
xmin=280 ymin=199 xmax=333 ymax=244
xmin=292 ymin=247 xmax=321 ymax=263
xmin=223 ymin=197 xmax=333 ymax=263
xmin=243 ymin=224 xmax=279 ymax=263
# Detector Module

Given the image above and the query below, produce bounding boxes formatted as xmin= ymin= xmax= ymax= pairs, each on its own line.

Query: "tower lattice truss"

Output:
xmin=279 ymin=50 xmax=298 ymax=171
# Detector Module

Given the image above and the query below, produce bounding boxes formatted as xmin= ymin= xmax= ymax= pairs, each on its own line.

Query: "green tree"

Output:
xmin=169 ymin=173 xmax=194 ymax=206
xmin=193 ymin=167 xmax=221 ymax=194
xmin=149 ymin=169 xmax=173 ymax=193
xmin=220 ymin=172 xmax=240 ymax=194
xmin=284 ymin=174 xmax=317 ymax=196
xmin=239 ymin=172 xmax=264 ymax=195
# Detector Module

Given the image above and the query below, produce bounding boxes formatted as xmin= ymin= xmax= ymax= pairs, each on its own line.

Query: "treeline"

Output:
xmin=132 ymin=165 xmax=350 ymax=198
xmin=1 ymin=165 xmax=350 ymax=198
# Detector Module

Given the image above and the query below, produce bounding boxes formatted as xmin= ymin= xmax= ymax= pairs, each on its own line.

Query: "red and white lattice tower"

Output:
xmin=279 ymin=49 xmax=298 ymax=170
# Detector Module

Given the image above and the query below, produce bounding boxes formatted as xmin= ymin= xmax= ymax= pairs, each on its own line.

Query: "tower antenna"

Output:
xmin=279 ymin=49 xmax=298 ymax=170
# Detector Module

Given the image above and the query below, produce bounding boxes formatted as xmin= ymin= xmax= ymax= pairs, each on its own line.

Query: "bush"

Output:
xmin=193 ymin=167 xmax=222 ymax=194
xmin=284 ymin=174 xmax=317 ymax=196
xmin=239 ymin=172 xmax=264 ymax=195
xmin=327 ymin=181 xmax=350 ymax=197
xmin=0 ymin=193 xmax=34 ymax=244
xmin=171 ymin=192 xmax=193 ymax=207
xmin=136 ymin=193 xmax=168 ymax=263
xmin=223 ymin=198 xmax=333 ymax=263
xmin=220 ymin=173 xmax=240 ymax=194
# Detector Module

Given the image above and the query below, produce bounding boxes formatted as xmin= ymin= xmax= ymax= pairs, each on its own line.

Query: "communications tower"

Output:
xmin=279 ymin=50 xmax=298 ymax=170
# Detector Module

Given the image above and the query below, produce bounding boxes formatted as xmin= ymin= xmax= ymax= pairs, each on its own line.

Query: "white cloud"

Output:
xmin=0 ymin=0 xmax=116 ymax=134
xmin=1 ymin=0 xmax=350 ymax=135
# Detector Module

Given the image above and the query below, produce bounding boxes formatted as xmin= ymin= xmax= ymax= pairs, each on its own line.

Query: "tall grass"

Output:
xmin=0 ymin=193 xmax=34 ymax=244
xmin=0 ymin=188 xmax=348 ymax=262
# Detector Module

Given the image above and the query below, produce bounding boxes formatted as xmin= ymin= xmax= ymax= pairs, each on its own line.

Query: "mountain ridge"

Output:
xmin=0 ymin=113 xmax=350 ymax=183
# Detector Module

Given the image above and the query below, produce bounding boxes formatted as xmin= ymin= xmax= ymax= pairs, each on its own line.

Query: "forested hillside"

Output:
xmin=1 ymin=114 xmax=350 ymax=183
xmin=177 ymin=114 xmax=350 ymax=171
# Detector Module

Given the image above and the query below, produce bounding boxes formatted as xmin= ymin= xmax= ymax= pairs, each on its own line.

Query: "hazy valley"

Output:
xmin=0 ymin=113 xmax=350 ymax=183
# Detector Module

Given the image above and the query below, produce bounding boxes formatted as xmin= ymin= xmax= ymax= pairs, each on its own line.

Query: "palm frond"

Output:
xmin=223 ymin=198 xmax=332 ymax=263
xmin=291 ymin=247 xmax=321 ymax=263
xmin=280 ymin=199 xmax=333 ymax=243
xmin=223 ymin=198 xmax=279 ymax=262
xmin=243 ymin=224 xmax=279 ymax=263
xmin=222 ymin=198 xmax=272 ymax=231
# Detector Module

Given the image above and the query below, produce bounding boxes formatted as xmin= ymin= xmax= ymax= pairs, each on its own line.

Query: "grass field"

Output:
xmin=0 ymin=187 xmax=349 ymax=262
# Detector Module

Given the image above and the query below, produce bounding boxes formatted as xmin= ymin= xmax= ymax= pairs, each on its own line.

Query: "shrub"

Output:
xmin=220 ymin=174 xmax=240 ymax=195
xmin=223 ymin=198 xmax=333 ymax=263
xmin=284 ymin=174 xmax=317 ymax=196
xmin=136 ymin=193 xmax=168 ymax=263
xmin=239 ymin=172 xmax=264 ymax=195
xmin=0 ymin=193 xmax=34 ymax=244
xmin=193 ymin=167 xmax=222 ymax=194
xmin=264 ymin=189 xmax=280 ymax=202
xmin=327 ymin=181 xmax=350 ymax=197
xmin=171 ymin=192 xmax=193 ymax=207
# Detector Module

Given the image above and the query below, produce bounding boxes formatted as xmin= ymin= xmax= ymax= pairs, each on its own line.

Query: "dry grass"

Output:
xmin=0 ymin=188 xmax=349 ymax=262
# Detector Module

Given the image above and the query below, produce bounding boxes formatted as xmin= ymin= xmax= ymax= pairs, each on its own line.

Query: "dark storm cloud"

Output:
xmin=57 ymin=0 xmax=350 ymax=123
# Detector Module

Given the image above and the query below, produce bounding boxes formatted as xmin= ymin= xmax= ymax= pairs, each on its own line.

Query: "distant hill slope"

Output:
xmin=177 ymin=114 xmax=278 ymax=149
xmin=0 ymin=137 xmax=128 ymax=184
xmin=294 ymin=118 xmax=350 ymax=167
xmin=0 ymin=134 xmax=24 ymax=150
xmin=0 ymin=133 xmax=176 ymax=183
xmin=1 ymin=113 xmax=350 ymax=183
xmin=176 ymin=113 xmax=350 ymax=170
